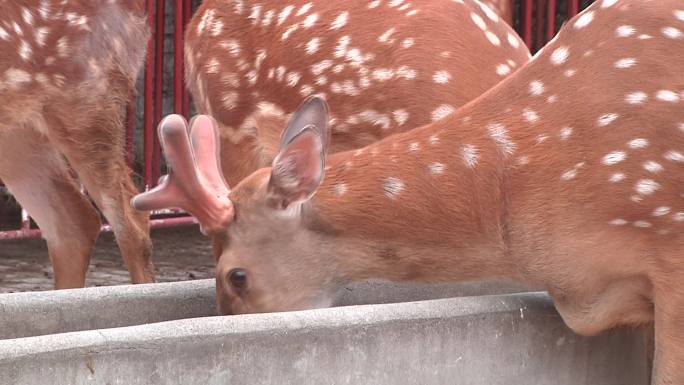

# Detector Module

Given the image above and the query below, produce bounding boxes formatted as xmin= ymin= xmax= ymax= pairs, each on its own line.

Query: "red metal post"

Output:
xmin=152 ymin=0 xmax=166 ymax=186
xmin=547 ymin=0 xmax=557 ymax=41
xmin=534 ymin=0 xmax=544 ymax=51
xmin=522 ymin=0 xmax=533 ymax=48
xmin=182 ymin=0 xmax=193 ymax=117
xmin=143 ymin=0 xmax=155 ymax=189
xmin=568 ymin=0 xmax=580 ymax=18
xmin=174 ymin=0 xmax=184 ymax=115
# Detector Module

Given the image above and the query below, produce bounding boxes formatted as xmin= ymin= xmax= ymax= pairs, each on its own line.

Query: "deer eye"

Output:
xmin=228 ymin=268 xmax=248 ymax=293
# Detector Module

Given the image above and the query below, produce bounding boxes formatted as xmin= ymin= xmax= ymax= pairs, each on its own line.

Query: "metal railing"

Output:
xmin=0 ymin=0 xmax=594 ymax=240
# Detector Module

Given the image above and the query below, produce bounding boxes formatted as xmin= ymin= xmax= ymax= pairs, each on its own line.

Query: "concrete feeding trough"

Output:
xmin=0 ymin=279 xmax=532 ymax=339
xmin=0 ymin=281 xmax=648 ymax=385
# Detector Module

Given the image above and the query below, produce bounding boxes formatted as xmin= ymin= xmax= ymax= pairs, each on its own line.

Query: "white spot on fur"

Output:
xmin=433 ymin=70 xmax=451 ymax=84
xmin=628 ymin=138 xmax=649 ymax=149
xmin=368 ymin=0 xmax=381 ymax=8
xmin=560 ymin=127 xmax=573 ymax=140
xmin=564 ymin=69 xmax=577 ymax=77
xmin=507 ymin=32 xmax=520 ymax=48
xmin=656 ymin=90 xmax=679 ymax=102
xmin=5 ymin=68 xmax=32 ymax=88
xmin=633 ymin=221 xmax=651 ymax=228
xmin=602 ymin=151 xmax=626 ymax=165
xmin=461 ymin=145 xmax=479 ymax=168
xmin=277 ymin=5 xmax=295 ymax=25
xmin=296 ymin=3 xmax=313 ymax=16
xmin=408 ymin=142 xmax=420 ymax=152
xmin=401 ymin=38 xmax=414 ymax=48
xmin=393 ymin=109 xmax=409 ymax=126
xmin=609 ymin=219 xmax=627 ymax=225
xmin=428 ymin=163 xmax=445 ymax=175
xmin=18 ymin=40 xmax=32 ymax=61
xmin=220 ymin=39 xmax=241 ymax=57
xmin=286 ymin=72 xmax=301 ymax=87
xmin=529 ymin=80 xmax=544 ymax=96
xmin=625 ymin=91 xmax=648 ymax=104
xmin=221 ymin=91 xmax=239 ymax=110
xmin=597 ymin=113 xmax=618 ymax=127
xmin=522 ymin=108 xmax=539 ymax=122
xmin=615 ymin=58 xmax=636 ymax=69
xmin=662 ymin=27 xmax=683 ymax=39
xmin=305 ymin=38 xmax=320 ymax=54
xmin=57 ymin=37 xmax=70 ymax=57
xmin=330 ymin=12 xmax=348 ymax=29
xmin=22 ymin=8 xmax=34 ymax=25
xmin=431 ymin=104 xmax=454 ymax=121
xmin=550 ymin=46 xmax=569 ymax=65
xmin=675 ymin=10 xmax=684 ymax=22
xmin=643 ymin=161 xmax=663 ymax=173
xmin=311 ymin=60 xmax=333 ymax=75
xmin=378 ymin=28 xmax=396 ymax=44
xmin=383 ymin=177 xmax=405 ymax=199
xmin=496 ymin=64 xmax=511 ymax=76
xmin=609 ymin=173 xmax=625 ymax=182
xmin=574 ymin=11 xmax=594 ymax=29
xmin=673 ymin=212 xmax=684 ymax=221
xmin=635 ymin=179 xmax=660 ymax=195
xmin=561 ymin=169 xmax=577 ymax=180
xmin=487 ymin=123 xmax=515 ymax=155
xmin=665 ymin=150 xmax=684 ymax=162
xmin=616 ymin=25 xmax=635 ymax=37
xmin=470 ymin=13 xmax=486 ymax=30
xmin=653 ymin=207 xmax=671 ymax=216
xmin=485 ymin=31 xmax=501 ymax=46
xmin=332 ymin=182 xmax=348 ymax=196
xmin=299 ymin=84 xmax=314 ymax=96
xmin=302 ymin=13 xmax=318 ymax=28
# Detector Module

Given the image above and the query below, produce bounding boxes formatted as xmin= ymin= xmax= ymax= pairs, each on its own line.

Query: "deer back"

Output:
xmin=185 ymin=0 xmax=531 ymax=186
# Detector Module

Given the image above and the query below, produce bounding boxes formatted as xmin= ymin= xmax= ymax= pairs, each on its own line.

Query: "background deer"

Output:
xmin=0 ymin=1 xmax=153 ymax=288
xmin=135 ymin=0 xmax=684 ymax=382
xmin=185 ymin=0 xmax=530 ymax=187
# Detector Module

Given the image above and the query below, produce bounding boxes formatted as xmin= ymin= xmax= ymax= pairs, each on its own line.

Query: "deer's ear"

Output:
xmin=268 ymin=96 xmax=330 ymax=209
xmin=280 ymin=95 xmax=330 ymax=151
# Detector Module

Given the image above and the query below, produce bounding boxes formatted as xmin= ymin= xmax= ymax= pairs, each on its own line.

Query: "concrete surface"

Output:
xmin=0 ymin=279 xmax=532 ymax=339
xmin=0 ymin=292 xmax=648 ymax=385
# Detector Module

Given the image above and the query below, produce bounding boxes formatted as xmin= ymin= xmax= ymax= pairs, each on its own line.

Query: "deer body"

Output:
xmin=135 ymin=0 xmax=683 ymax=382
xmin=0 ymin=1 xmax=153 ymax=288
xmin=185 ymin=0 xmax=530 ymax=186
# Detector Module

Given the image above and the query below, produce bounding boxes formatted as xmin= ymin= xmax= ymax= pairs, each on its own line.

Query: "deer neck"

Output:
xmin=307 ymin=98 xmax=542 ymax=283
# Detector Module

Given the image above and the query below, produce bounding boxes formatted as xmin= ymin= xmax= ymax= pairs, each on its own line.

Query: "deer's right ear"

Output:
xmin=267 ymin=96 xmax=330 ymax=209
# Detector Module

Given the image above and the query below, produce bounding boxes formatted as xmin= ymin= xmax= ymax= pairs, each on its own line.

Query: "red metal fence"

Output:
xmin=0 ymin=0 xmax=594 ymax=240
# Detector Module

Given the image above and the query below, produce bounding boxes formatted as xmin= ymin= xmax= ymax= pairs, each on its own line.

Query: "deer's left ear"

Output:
xmin=267 ymin=96 xmax=330 ymax=209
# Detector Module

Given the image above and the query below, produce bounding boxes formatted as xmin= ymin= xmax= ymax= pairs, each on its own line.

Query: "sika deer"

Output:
xmin=136 ymin=0 xmax=684 ymax=381
xmin=185 ymin=0 xmax=530 ymax=187
xmin=0 ymin=1 xmax=154 ymax=288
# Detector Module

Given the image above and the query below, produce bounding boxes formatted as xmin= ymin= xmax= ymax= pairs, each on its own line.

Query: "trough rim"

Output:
xmin=0 ymin=291 xmax=551 ymax=361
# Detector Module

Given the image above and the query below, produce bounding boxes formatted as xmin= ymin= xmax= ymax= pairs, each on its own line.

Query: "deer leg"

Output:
xmin=651 ymin=280 xmax=684 ymax=384
xmin=45 ymin=104 xmax=155 ymax=284
xmin=0 ymin=130 xmax=101 ymax=289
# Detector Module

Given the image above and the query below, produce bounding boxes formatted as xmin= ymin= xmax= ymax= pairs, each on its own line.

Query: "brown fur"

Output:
xmin=185 ymin=0 xmax=531 ymax=186
xmin=0 ymin=0 xmax=153 ymax=288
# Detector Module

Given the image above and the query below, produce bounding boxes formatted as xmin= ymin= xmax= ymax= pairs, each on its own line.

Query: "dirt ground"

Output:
xmin=0 ymin=225 xmax=216 ymax=293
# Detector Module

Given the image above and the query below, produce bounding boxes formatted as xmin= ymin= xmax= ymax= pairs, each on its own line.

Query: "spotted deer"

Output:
xmin=185 ymin=0 xmax=530 ymax=187
xmin=134 ymin=0 xmax=684 ymax=382
xmin=0 ymin=1 xmax=154 ymax=288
